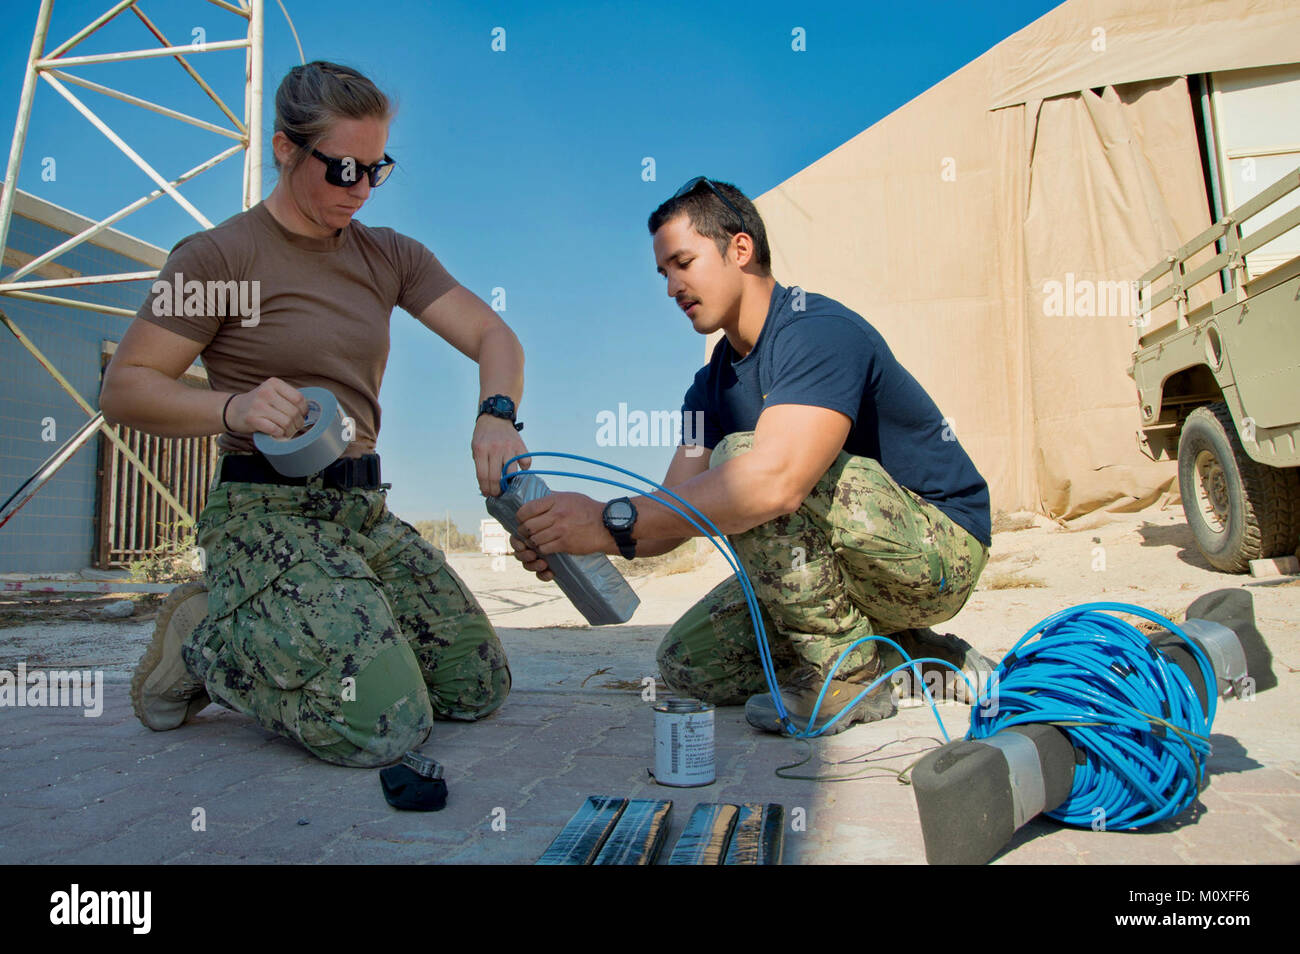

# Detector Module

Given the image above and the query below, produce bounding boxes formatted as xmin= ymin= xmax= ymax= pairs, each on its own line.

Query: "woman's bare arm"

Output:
xmin=100 ymin=319 xmax=306 ymax=438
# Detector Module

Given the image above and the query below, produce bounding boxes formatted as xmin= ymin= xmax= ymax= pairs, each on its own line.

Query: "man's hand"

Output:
xmin=226 ymin=377 xmax=308 ymax=437
xmin=473 ymin=414 xmax=531 ymax=497
xmin=517 ymin=492 xmax=610 ymax=556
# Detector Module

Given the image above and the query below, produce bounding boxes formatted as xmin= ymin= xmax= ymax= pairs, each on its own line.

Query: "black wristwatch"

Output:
xmin=602 ymin=497 xmax=638 ymax=559
xmin=401 ymin=751 xmax=444 ymax=779
xmin=478 ymin=394 xmax=524 ymax=432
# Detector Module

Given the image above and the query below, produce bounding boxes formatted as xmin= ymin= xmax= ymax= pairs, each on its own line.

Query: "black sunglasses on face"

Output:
xmin=673 ymin=176 xmax=750 ymax=237
xmin=285 ymin=132 xmax=395 ymax=187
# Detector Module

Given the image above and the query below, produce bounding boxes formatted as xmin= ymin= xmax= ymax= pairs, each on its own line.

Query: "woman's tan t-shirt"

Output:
xmin=137 ymin=202 xmax=457 ymax=457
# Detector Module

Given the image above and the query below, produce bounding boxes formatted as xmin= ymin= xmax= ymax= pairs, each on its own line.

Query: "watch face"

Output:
xmin=401 ymin=752 xmax=442 ymax=778
xmin=605 ymin=499 xmax=634 ymax=528
xmin=483 ymin=396 xmax=514 ymax=417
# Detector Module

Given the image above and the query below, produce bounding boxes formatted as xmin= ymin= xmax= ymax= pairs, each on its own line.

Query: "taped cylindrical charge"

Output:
xmin=253 ymin=386 xmax=348 ymax=477
xmin=653 ymin=698 xmax=715 ymax=787
xmin=977 ymin=730 xmax=1047 ymax=830
xmin=1179 ymin=618 xmax=1248 ymax=695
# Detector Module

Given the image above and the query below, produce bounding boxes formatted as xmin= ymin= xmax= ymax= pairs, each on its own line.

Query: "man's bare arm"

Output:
xmin=627 ymin=403 xmax=851 ymax=542
xmin=510 ymin=442 xmax=712 ymax=579
xmin=624 ymin=442 xmax=714 ymax=557
xmin=516 ymin=405 xmax=852 ymax=559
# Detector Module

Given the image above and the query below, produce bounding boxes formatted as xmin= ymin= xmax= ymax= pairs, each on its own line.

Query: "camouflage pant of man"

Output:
xmin=181 ymin=466 xmax=511 ymax=767
xmin=657 ymin=432 xmax=988 ymax=705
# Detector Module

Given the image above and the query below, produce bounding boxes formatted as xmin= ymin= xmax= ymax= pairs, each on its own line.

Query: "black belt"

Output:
xmin=220 ymin=453 xmax=385 ymax=491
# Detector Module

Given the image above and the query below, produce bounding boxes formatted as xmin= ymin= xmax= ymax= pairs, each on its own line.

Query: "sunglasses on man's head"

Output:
xmin=286 ymin=132 xmax=395 ymax=188
xmin=673 ymin=176 xmax=749 ymax=237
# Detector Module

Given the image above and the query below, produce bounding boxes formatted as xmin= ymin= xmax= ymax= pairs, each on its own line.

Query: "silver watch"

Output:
xmin=401 ymin=751 xmax=444 ymax=779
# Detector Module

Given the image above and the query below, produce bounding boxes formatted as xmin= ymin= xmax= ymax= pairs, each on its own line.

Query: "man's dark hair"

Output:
xmin=648 ymin=180 xmax=772 ymax=274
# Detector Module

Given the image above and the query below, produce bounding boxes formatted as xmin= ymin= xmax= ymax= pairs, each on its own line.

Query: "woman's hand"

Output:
xmin=473 ymin=414 xmax=531 ymax=497
xmin=226 ymin=377 xmax=309 ymax=437
xmin=509 ymin=534 xmax=553 ymax=582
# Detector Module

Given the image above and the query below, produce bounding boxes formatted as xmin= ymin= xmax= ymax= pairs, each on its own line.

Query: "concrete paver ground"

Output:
xmin=2 ymin=524 xmax=1298 ymax=865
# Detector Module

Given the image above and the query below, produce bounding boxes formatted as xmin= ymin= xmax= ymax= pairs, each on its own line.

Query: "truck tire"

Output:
xmin=1177 ymin=402 xmax=1300 ymax=573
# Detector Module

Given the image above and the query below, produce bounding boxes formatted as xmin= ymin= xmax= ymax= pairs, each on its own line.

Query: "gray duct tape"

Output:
xmin=980 ymin=731 xmax=1046 ymax=831
xmin=1180 ymin=618 xmax=1248 ymax=694
xmin=252 ymin=386 xmax=348 ymax=477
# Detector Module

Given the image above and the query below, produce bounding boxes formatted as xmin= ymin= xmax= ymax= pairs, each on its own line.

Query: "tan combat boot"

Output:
xmin=745 ymin=659 xmax=898 ymax=735
xmin=892 ymin=627 xmax=995 ymax=704
xmin=131 ymin=581 xmax=211 ymax=730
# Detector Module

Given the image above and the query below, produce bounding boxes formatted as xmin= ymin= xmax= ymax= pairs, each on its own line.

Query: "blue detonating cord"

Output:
xmin=499 ymin=452 xmax=967 ymax=740
xmin=967 ymin=603 xmax=1217 ymax=829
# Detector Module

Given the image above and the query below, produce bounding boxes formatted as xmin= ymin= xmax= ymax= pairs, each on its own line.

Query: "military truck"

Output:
xmin=1129 ymin=167 xmax=1300 ymax=573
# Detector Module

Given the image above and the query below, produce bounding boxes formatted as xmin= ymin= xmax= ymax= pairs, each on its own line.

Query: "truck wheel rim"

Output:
xmin=1194 ymin=449 xmax=1229 ymax=534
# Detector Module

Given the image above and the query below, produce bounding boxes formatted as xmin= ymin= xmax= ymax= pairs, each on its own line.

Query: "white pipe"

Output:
xmin=40 ymin=72 xmax=213 ymax=229
xmin=0 ymin=289 xmax=137 ymax=317
xmin=45 ymin=0 xmax=137 ymax=60
xmin=205 ymin=0 xmax=251 ymax=17
xmin=38 ymin=38 xmax=251 ymax=68
xmin=0 ymin=270 xmax=157 ymax=292
xmin=0 ymin=0 xmax=55 ymax=266
xmin=4 ymin=144 xmax=243 ymax=283
xmin=245 ymin=0 xmax=265 ymax=208
xmin=46 ymin=70 xmax=243 ymax=140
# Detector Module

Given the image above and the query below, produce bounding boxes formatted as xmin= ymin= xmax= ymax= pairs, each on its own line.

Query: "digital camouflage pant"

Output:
xmin=657 ymin=432 xmax=988 ymax=705
xmin=181 ymin=469 xmax=511 ymax=767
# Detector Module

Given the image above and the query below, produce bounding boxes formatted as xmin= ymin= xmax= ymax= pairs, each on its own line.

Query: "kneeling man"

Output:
xmin=513 ymin=178 xmax=992 ymax=733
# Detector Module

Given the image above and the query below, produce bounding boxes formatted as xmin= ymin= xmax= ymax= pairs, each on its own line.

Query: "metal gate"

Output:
xmin=95 ymin=424 xmax=220 ymax=568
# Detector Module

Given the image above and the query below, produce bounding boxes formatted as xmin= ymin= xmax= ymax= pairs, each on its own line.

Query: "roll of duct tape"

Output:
xmin=252 ymin=386 xmax=348 ymax=477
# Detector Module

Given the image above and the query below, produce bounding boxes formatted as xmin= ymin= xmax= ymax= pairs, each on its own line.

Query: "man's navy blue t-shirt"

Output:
xmin=682 ymin=283 xmax=991 ymax=547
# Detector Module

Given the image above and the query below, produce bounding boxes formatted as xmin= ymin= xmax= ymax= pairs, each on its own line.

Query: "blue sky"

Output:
xmin=2 ymin=0 xmax=1062 ymax=533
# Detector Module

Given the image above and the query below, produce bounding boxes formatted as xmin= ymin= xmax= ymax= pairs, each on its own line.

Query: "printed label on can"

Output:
xmin=653 ymin=698 xmax=715 ymax=787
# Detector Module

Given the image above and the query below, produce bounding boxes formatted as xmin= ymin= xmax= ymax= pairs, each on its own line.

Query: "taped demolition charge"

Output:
xmin=652 ymin=697 xmax=715 ymax=787
xmin=664 ymin=802 xmax=784 ymax=865
xmin=486 ymin=472 xmax=640 ymax=625
xmin=253 ymin=386 xmax=349 ymax=477
xmin=665 ymin=802 xmax=739 ymax=864
xmin=536 ymin=797 xmax=672 ymax=866
xmin=590 ymin=799 xmax=673 ymax=866
xmin=537 ymin=796 xmax=784 ymax=865
xmin=912 ymin=590 xmax=1275 ymax=865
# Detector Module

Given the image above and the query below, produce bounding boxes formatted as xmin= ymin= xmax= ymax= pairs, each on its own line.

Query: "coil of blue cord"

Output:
xmin=968 ymin=603 xmax=1216 ymax=829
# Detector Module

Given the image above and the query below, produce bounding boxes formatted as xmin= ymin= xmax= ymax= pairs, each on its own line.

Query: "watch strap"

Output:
xmin=478 ymin=394 xmax=524 ymax=432
xmin=603 ymin=497 xmax=638 ymax=559
xmin=611 ymin=528 xmax=636 ymax=560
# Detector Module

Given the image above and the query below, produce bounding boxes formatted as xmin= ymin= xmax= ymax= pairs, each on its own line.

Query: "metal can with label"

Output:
xmin=653 ymin=697 xmax=715 ymax=787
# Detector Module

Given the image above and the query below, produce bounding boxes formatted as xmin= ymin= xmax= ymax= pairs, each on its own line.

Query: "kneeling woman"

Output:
xmin=101 ymin=61 xmax=527 ymax=767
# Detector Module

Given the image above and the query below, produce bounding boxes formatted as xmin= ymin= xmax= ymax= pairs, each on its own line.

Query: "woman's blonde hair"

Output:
xmin=273 ymin=61 xmax=393 ymax=172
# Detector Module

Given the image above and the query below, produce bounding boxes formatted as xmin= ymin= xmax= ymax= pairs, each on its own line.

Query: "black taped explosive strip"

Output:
xmin=723 ymin=803 xmax=784 ymax=865
xmin=536 ymin=796 xmax=628 ymax=865
xmin=592 ymin=799 xmax=674 ymax=866
xmin=665 ymin=803 xmax=740 ymax=865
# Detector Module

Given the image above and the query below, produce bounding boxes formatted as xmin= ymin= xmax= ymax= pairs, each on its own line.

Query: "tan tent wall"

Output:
xmin=754 ymin=0 xmax=1300 ymax=519
xmin=1022 ymin=79 xmax=1215 ymax=516
xmin=991 ymin=0 xmax=1300 ymax=109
